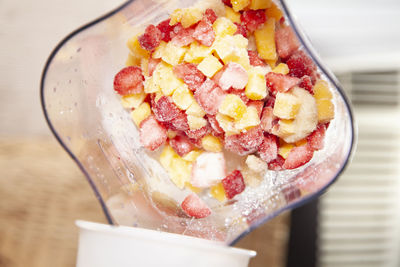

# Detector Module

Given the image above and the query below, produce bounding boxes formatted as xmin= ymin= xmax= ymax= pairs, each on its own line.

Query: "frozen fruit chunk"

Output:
xmin=224 ymin=126 xmax=263 ymax=155
xmin=210 ymin=183 xmax=226 ymax=202
xmin=234 ymin=23 xmax=248 ymax=37
xmin=245 ymin=67 xmax=268 ymax=100
xmin=191 ymin=152 xmax=226 ymax=188
xmin=241 ymin=10 xmax=266 ymax=32
xmin=213 ymin=62 xmax=249 ymax=90
xmin=225 ymin=6 xmax=241 ymax=23
xmin=299 ymin=75 xmax=313 ymax=94
xmin=219 ymin=94 xmax=247 ymax=120
xmin=193 ymin=20 xmax=215 ymax=47
xmin=266 ymin=2 xmax=283 ymax=21
xmin=258 ymin=134 xmax=278 ymax=163
xmin=184 ymin=41 xmax=213 ymax=64
xmin=201 ymin=135 xmax=223 ymax=152
xmin=185 ymin=125 xmax=210 ymax=139
xmin=278 ymin=141 xmax=294 ymax=159
xmin=204 ymin=8 xmax=218 ymax=24
xmin=180 ymin=8 xmax=203 ymax=28
xmin=197 ymin=55 xmax=223 ymax=78
xmin=172 ymin=84 xmax=195 ymax=110
xmin=131 ymin=102 xmax=151 ymax=126
xmin=246 ymin=155 xmax=268 ymax=172
xmin=157 ymin=19 xmax=174 ymax=42
xmin=227 ymin=88 xmax=249 ymax=104
xmin=139 ymin=115 xmax=167 ymax=151
xmin=268 ymin=155 xmax=285 ymax=170
xmin=248 ymin=50 xmax=266 ymax=67
xmin=207 ymin=115 xmax=224 ymax=135
xmin=121 ymin=92 xmax=146 ymax=109
xmin=161 ymin=42 xmax=188 ymax=66
xmin=272 ymin=63 xmax=289 ymax=75
xmin=222 ymin=0 xmax=232 ymax=7
xmin=152 ymin=96 xmax=181 ymax=122
xmin=194 ymin=79 xmax=226 ymax=115
xmin=316 ymin=99 xmax=335 ymax=123
xmin=168 ymin=111 xmax=190 ymax=131
xmin=171 ymin=24 xmax=195 ymax=47
xmin=153 ymin=62 xmax=185 ymax=95
xmin=283 ymin=144 xmax=314 ymax=169
xmin=138 ymin=25 xmax=162 ymax=51
xmin=313 ymin=80 xmax=332 ymax=100
xmin=222 ymin=170 xmax=245 ymax=199
xmin=275 ymin=26 xmax=300 ymax=59
xmin=254 ymin=18 xmax=277 ymax=61
xmin=286 ymin=50 xmax=317 ymax=80
xmin=147 ymin=58 xmax=161 ymax=77
xmin=181 ymin=193 xmax=211 ymax=219
xmin=273 ymin=92 xmax=301 ymax=119
xmin=307 ymin=123 xmax=326 ymax=151
xmin=182 ymin=150 xmax=203 ymax=162
xmin=260 ymin=106 xmax=276 ymax=133
xmin=235 ymin=106 xmax=261 ymax=130
xmin=114 ymin=66 xmax=144 ymax=95
xmin=216 ymin=113 xmax=241 ymax=136
xmin=173 ymin=63 xmax=206 ymax=92
xmin=213 ymin=17 xmax=237 ymax=36
xmin=170 ymin=135 xmax=194 ymax=156
xmin=187 ymin=115 xmax=207 ymax=130
xmin=247 ymin=100 xmax=264 ymax=117
xmin=265 ymin=72 xmax=300 ymax=94
xmin=249 ymin=0 xmax=272 ymax=9
xmin=231 ymin=0 xmax=250 ymax=12
xmin=186 ymin=101 xmax=206 ymax=117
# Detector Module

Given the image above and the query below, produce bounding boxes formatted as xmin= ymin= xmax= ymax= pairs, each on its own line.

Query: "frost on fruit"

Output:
xmin=222 ymin=170 xmax=246 ymax=199
xmin=191 ymin=152 xmax=226 ymax=188
xmin=139 ymin=115 xmax=167 ymax=151
xmin=194 ymin=79 xmax=226 ymax=115
xmin=114 ymin=66 xmax=144 ymax=96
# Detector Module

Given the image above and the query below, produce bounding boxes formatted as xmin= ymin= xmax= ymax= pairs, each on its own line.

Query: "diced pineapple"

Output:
xmin=232 ymin=34 xmax=249 ymax=49
xmin=160 ymin=145 xmax=179 ymax=169
xmin=241 ymin=166 xmax=262 ymax=187
xmin=184 ymin=42 xmax=213 ymax=64
xmin=185 ymin=182 xmax=203 ymax=193
xmin=181 ymin=8 xmax=203 ymax=28
xmin=316 ymin=99 xmax=335 ymax=123
xmin=278 ymin=142 xmax=294 ymax=159
xmin=245 ymin=155 xmax=268 ymax=172
xmin=125 ymin=53 xmax=140 ymax=67
xmin=216 ymin=113 xmax=241 ymax=136
xmin=219 ymin=94 xmax=247 ymax=120
xmin=153 ymin=41 xmax=167 ymax=59
xmin=210 ymin=183 xmax=226 ymax=202
xmin=197 ymin=55 xmax=223 ymax=77
xmin=222 ymin=48 xmax=251 ymax=70
xmin=201 ymin=135 xmax=223 ymax=152
xmin=235 ymin=106 xmax=261 ymax=130
xmin=169 ymin=157 xmax=193 ymax=189
xmin=250 ymin=0 xmax=272 ymax=9
xmin=182 ymin=150 xmax=203 ymax=162
xmin=225 ymin=6 xmax=241 ymax=23
xmin=186 ymin=101 xmax=206 ymax=117
xmin=272 ymin=63 xmax=289 ymax=75
xmin=167 ymin=130 xmax=178 ymax=139
xmin=121 ymin=92 xmax=146 ymax=109
xmin=170 ymin=9 xmax=183 ymax=25
xmin=213 ymin=17 xmax=238 ymax=37
xmin=265 ymin=2 xmax=283 ymax=21
xmin=130 ymin=102 xmax=151 ymax=126
xmin=127 ymin=35 xmax=150 ymax=58
xmin=273 ymin=92 xmax=301 ymax=119
xmin=172 ymin=84 xmax=194 ymax=110
xmin=161 ymin=42 xmax=187 ymax=66
xmin=187 ymin=115 xmax=207 ymax=130
xmin=313 ymin=80 xmax=333 ymax=100
xmin=144 ymin=76 xmax=161 ymax=94
xmin=266 ymin=59 xmax=277 ymax=69
xmin=245 ymin=67 xmax=268 ymax=100
xmin=153 ymin=63 xmax=184 ymax=95
xmin=275 ymin=119 xmax=296 ymax=137
xmin=254 ymin=18 xmax=277 ymax=61
xmin=140 ymin=57 xmax=149 ymax=76
xmin=213 ymin=36 xmax=235 ymax=60
xmin=231 ymin=0 xmax=251 ymax=12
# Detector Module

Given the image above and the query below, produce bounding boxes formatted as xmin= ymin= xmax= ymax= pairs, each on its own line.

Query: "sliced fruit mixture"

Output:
xmin=113 ymin=0 xmax=335 ymax=219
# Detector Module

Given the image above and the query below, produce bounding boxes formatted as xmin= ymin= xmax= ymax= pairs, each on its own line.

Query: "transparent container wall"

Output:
xmin=41 ymin=0 xmax=355 ymax=244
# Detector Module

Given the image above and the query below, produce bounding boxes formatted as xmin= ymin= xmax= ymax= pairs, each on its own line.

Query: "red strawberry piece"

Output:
xmin=148 ymin=58 xmax=161 ymax=77
xmin=152 ymin=96 xmax=181 ymax=122
xmin=185 ymin=125 xmax=210 ymax=139
xmin=260 ymin=106 xmax=276 ymax=133
xmin=265 ymin=72 xmax=300 ymax=94
xmin=207 ymin=115 xmax=224 ymax=136
xmin=222 ymin=170 xmax=246 ymax=199
xmin=258 ymin=134 xmax=278 ymax=163
xmin=307 ymin=124 xmax=326 ymax=151
xmin=171 ymin=24 xmax=195 ymax=47
xmin=193 ymin=20 xmax=215 ymax=47
xmin=299 ymin=75 xmax=314 ymax=94
xmin=139 ymin=115 xmax=167 ymax=151
xmin=204 ymin=9 xmax=217 ymax=24
xmin=221 ymin=0 xmax=232 ymax=7
xmin=265 ymin=96 xmax=275 ymax=107
xmin=227 ymin=88 xmax=249 ymax=104
xmin=169 ymin=111 xmax=190 ymax=131
xmin=138 ymin=25 xmax=162 ymax=51
xmin=268 ymin=155 xmax=285 ymax=170
xmin=247 ymin=100 xmax=264 ymax=117
xmin=283 ymin=144 xmax=314 ymax=169
xmin=248 ymin=50 xmax=266 ymax=67
xmin=114 ymin=66 xmax=144 ymax=95
xmin=170 ymin=135 xmax=194 ymax=156
xmin=234 ymin=23 xmax=247 ymax=37
xmin=275 ymin=26 xmax=300 ymax=59
xmin=173 ymin=63 xmax=206 ymax=92
xmin=181 ymin=193 xmax=211 ymax=219
xmin=156 ymin=19 xmax=174 ymax=42
xmin=194 ymin=79 xmax=226 ymax=115
xmin=213 ymin=62 xmax=249 ymax=91
xmin=240 ymin=10 xmax=266 ymax=32
xmin=224 ymin=134 xmax=249 ymax=156
xmin=286 ymin=50 xmax=317 ymax=81
xmin=224 ymin=126 xmax=263 ymax=156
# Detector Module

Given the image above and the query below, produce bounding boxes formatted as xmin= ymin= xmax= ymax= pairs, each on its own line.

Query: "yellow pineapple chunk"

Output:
xmin=152 ymin=41 xmax=167 ymax=59
xmin=160 ymin=145 xmax=179 ymax=169
xmin=245 ymin=155 xmax=268 ymax=172
xmin=235 ymin=106 xmax=261 ymax=130
xmin=273 ymin=92 xmax=301 ymax=119
xmin=216 ymin=113 xmax=241 ymax=136
xmin=121 ymin=92 xmax=146 ymax=109
xmin=231 ymin=0 xmax=251 ymax=12
xmin=186 ymin=101 xmax=206 ymax=117
xmin=222 ymin=48 xmax=251 ymax=70
xmin=241 ymin=166 xmax=263 ymax=187
xmin=125 ymin=53 xmax=140 ymax=67
xmin=250 ymin=0 xmax=272 ymax=9
xmin=219 ymin=94 xmax=247 ymax=120
xmin=254 ymin=18 xmax=277 ymax=61
xmin=245 ymin=67 xmax=268 ymax=100
xmin=213 ymin=36 xmax=235 ymax=60
xmin=140 ymin=57 xmax=149 ymax=76
xmin=182 ymin=8 xmax=203 ymax=28
xmin=313 ymin=80 xmax=333 ymax=100
xmin=272 ymin=63 xmax=289 ymax=75
xmin=185 ymin=182 xmax=203 ymax=193
xmin=266 ymin=59 xmax=278 ymax=69
xmin=232 ymin=34 xmax=249 ymax=49
xmin=169 ymin=157 xmax=193 ymax=189
xmin=213 ymin=17 xmax=238 ymax=37
xmin=130 ymin=102 xmax=151 ymax=126
xmin=153 ymin=63 xmax=184 ymax=96
xmin=316 ymin=99 xmax=335 ymax=123
xmin=144 ymin=76 xmax=161 ymax=94
xmin=172 ymin=84 xmax=194 ymax=110
xmin=210 ymin=183 xmax=226 ymax=202
xmin=266 ymin=2 xmax=283 ymax=21
xmin=127 ymin=35 xmax=150 ymax=58
xmin=184 ymin=42 xmax=213 ymax=64
xmin=187 ymin=115 xmax=207 ymax=130
xmin=201 ymin=135 xmax=223 ymax=152
xmin=275 ymin=119 xmax=295 ymax=137
xmin=197 ymin=55 xmax=223 ymax=77
xmin=167 ymin=130 xmax=178 ymax=139
xmin=170 ymin=9 xmax=184 ymax=25
xmin=225 ymin=6 xmax=241 ymax=23
xmin=278 ymin=142 xmax=294 ymax=159
xmin=161 ymin=42 xmax=187 ymax=66
xmin=182 ymin=150 xmax=203 ymax=162
xmin=295 ymin=139 xmax=307 ymax=147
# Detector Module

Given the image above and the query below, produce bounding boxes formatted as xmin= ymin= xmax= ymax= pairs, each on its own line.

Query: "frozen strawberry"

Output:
xmin=152 ymin=96 xmax=181 ymax=122
xmin=157 ymin=19 xmax=174 ymax=42
xmin=185 ymin=125 xmax=210 ymax=139
xmin=169 ymin=111 xmax=190 ymax=131
xmin=247 ymin=100 xmax=264 ymax=117
xmin=265 ymin=96 xmax=275 ymax=107
xmin=204 ymin=8 xmax=217 ymax=24
xmin=207 ymin=115 xmax=224 ymax=136
xmin=170 ymin=135 xmax=194 ymax=156
xmin=173 ymin=63 xmax=206 ymax=91
xmin=227 ymin=88 xmax=249 ymax=104
xmin=283 ymin=144 xmax=314 ymax=169
xmin=193 ymin=20 xmax=215 ymax=47
xmin=221 ymin=0 xmax=232 ymax=7
xmin=240 ymin=10 xmax=266 ymax=32
xmin=224 ymin=135 xmax=249 ymax=156
xmin=286 ymin=50 xmax=317 ymax=81
xmin=307 ymin=124 xmax=326 ymax=151
xmin=235 ymin=23 xmax=247 ymax=37
xmin=138 ymin=25 xmax=162 ymax=51
xmin=260 ymin=106 xmax=276 ymax=133
xmin=114 ymin=66 xmax=144 ymax=95
xmin=224 ymin=126 xmax=263 ymax=156
xmin=181 ymin=193 xmax=211 ymax=219
xmin=275 ymin=26 xmax=300 ymax=59
xmin=248 ymin=50 xmax=266 ymax=67
xmin=213 ymin=62 xmax=248 ymax=91
xmin=148 ymin=58 xmax=161 ymax=77
xmin=265 ymin=72 xmax=300 ymax=94
xmin=268 ymin=155 xmax=285 ymax=170
xmin=222 ymin=170 xmax=245 ymax=199
xmin=194 ymin=79 xmax=226 ymax=115
xmin=191 ymin=152 xmax=226 ymax=187
xmin=258 ymin=134 xmax=278 ymax=163
xmin=299 ymin=75 xmax=313 ymax=94
xmin=139 ymin=115 xmax=167 ymax=151
xmin=171 ymin=24 xmax=195 ymax=47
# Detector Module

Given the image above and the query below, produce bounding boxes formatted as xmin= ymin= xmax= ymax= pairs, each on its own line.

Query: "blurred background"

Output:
xmin=0 ymin=0 xmax=399 ymax=266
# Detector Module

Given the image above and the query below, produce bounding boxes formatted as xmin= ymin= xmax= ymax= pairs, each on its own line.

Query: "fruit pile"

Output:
xmin=113 ymin=0 xmax=335 ymax=219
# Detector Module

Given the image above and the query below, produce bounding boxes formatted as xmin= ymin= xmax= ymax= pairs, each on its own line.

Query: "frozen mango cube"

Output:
xmin=275 ymin=119 xmax=296 ymax=137
xmin=172 ymin=84 xmax=194 ymax=110
xmin=231 ymin=0 xmax=251 ymax=12
xmin=186 ymin=101 xmax=206 ymax=117
xmin=182 ymin=150 xmax=203 ymax=162
xmin=160 ymin=145 xmax=179 ymax=169
xmin=316 ymin=99 xmax=335 ymax=123
xmin=153 ymin=63 xmax=184 ymax=95
xmin=250 ymin=0 xmax=272 ymax=9
xmin=187 ymin=115 xmax=207 ymax=130
xmin=216 ymin=113 xmax=241 ymax=136
xmin=232 ymin=34 xmax=249 ymax=49
xmin=125 ymin=53 xmax=141 ymax=67
xmin=245 ymin=67 xmax=268 ymax=100
xmin=181 ymin=8 xmax=203 ymax=28
xmin=272 ymin=63 xmax=289 ymax=75
xmin=273 ymin=92 xmax=301 ymax=119
xmin=265 ymin=2 xmax=283 ymax=21
xmin=170 ymin=9 xmax=183 ymax=25
xmin=210 ymin=183 xmax=226 ymax=202
xmin=185 ymin=182 xmax=203 ymax=193
xmin=127 ymin=35 xmax=150 ymax=58
xmin=213 ymin=17 xmax=238 ymax=37
xmin=213 ymin=36 xmax=236 ymax=60
xmin=152 ymin=41 xmax=167 ymax=59
xmin=201 ymin=135 xmax=223 ymax=152
xmin=254 ymin=18 xmax=277 ymax=61
xmin=144 ymin=76 xmax=161 ymax=94
xmin=222 ymin=48 xmax=251 ymax=71
xmin=235 ymin=106 xmax=261 ymax=131
xmin=295 ymin=139 xmax=307 ymax=147
xmin=184 ymin=41 xmax=213 ymax=64
xmin=225 ymin=6 xmax=241 ymax=23
xmin=197 ymin=55 xmax=223 ymax=77
xmin=219 ymin=94 xmax=247 ymax=120
xmin=278 ymin=142 xmax=294 ymax=159
xmin=131 ymin=102 xmax=151 ymax=126
xmin=169 ymin=157 xmax=193 ymax=189
xmin=121 ymin=92 xmax=146 ymax=109
xmin=313 ymin=80 xmax=333 ymax=100
xmin=161 ymin=42 xmax=187 ymax=66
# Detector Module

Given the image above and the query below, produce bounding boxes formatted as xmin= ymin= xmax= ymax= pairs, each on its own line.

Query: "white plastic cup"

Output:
xmin=76 ymin=220 xmax=256 ymax=267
